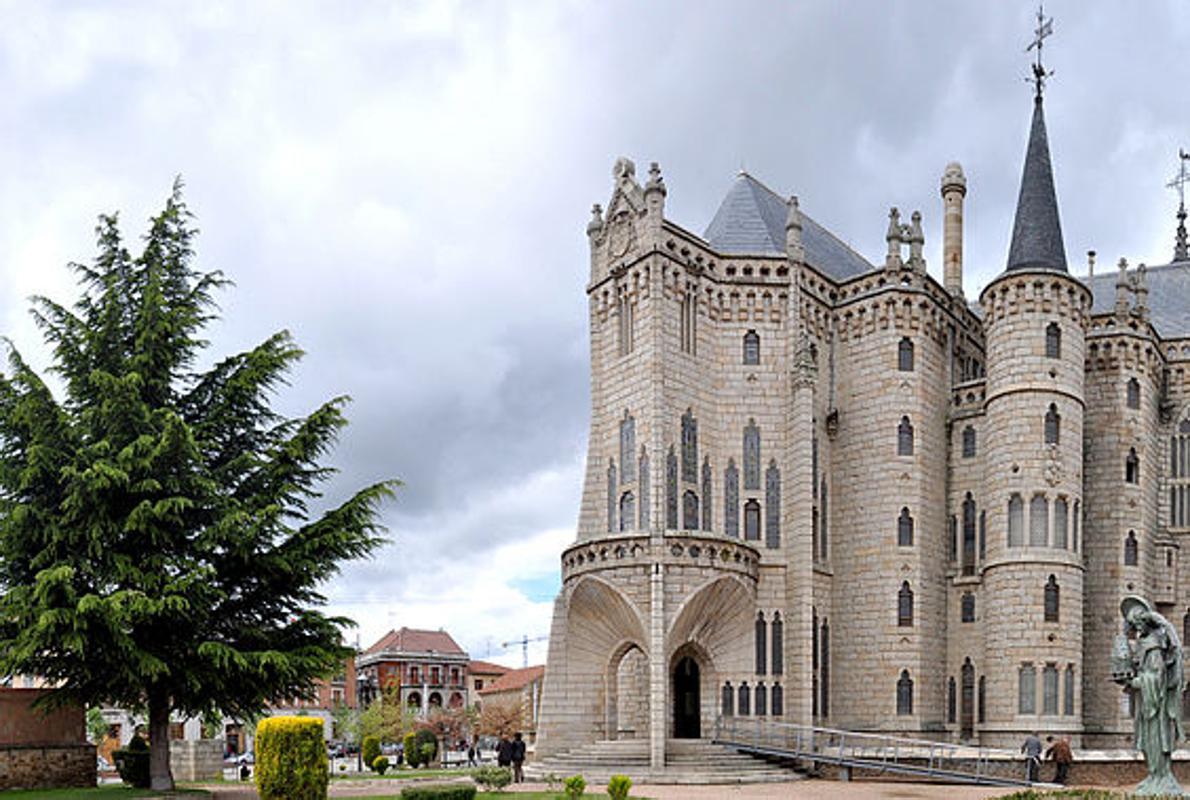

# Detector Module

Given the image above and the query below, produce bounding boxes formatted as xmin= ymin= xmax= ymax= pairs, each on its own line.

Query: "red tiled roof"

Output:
xmin=365 ymin=627 xmax=465 ymax=656
xmin=468 ymin=660 xmax=511 ymax=676
xmin=478 ymin=665 xmax=545 ymax=695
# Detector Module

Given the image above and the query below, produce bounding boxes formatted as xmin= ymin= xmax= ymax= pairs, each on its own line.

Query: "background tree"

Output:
xmin=476 ymin=699 xmax=525 ymax=740
xmin=358 ymin=682 xmax=413 ymax=744
xmin=0 ymin=183 xmax=395 ymax=790
xmin=417 ymin=705 xmax=469 ymax=764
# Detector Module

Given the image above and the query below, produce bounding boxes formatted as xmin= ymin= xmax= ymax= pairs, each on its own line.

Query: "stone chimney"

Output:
xmin=785 ymin=195 xmax=805 ymax=264
xmin=940 ymin=162 xmax=967 ymax=294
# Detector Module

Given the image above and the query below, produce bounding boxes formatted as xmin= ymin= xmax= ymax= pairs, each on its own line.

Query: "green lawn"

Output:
xmin=332 ymin=768 xmax=464 ymax=780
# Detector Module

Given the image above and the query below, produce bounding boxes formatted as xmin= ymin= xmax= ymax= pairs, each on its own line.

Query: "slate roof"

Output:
xmin=365 ymin=627 xmax=466 ymax=656
xmin=477 ymin=664 xmax=545 ymax=695
xmin=1006 ymin=96 xmax=1068 ymax=272
xmin=703 ymin=172 xmax=874 ymax=281
xmin=1082 ymin=260 xmax=1190 ymax=337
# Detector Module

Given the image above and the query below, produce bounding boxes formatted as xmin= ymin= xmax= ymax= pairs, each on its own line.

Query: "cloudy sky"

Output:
xmin=2 ymin=1 xmax=1188 ymax=668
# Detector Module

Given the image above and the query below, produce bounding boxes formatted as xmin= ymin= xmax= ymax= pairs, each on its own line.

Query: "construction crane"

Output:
xmin=502 ymin=634 xmax=548 ymax=668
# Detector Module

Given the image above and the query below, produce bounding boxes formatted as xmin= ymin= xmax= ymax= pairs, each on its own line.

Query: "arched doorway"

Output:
xmin=673 ymin=656 xmax=700 ymax=738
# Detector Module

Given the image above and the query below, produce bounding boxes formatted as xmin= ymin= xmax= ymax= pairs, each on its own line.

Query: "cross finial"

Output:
xmin=1025 ymin=3 xmax=1055 ymax=98
xmin=1169 ymin=149 xmax=1190 ymax=261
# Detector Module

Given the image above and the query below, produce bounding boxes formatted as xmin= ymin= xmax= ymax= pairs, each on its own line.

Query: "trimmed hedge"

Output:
xmin=363 ymin=735 xmax=381 ymax=771
xmin=399 ymin=785 xmax=477 ymax=800
xmin=113 ymin=735 xmax=150 ymax=788
xmin=255 ymin=715 xmax=329 ymax=800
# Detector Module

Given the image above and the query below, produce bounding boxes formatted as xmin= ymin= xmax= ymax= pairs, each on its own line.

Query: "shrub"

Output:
xmin=373 ymin=755 xmax=390 ymax=775
xmin=607 ymin=774 xmax=632 ymax=800
xmin=472 ymin=765 xmax=512 ymax=791
xmin=362 ymin=735 xmax=381 ymax=770
xmin=255 ymin=716 xmax=329 ymax=800
xmin=403 ymin=731 xmax=420 ymax=767
xmin=399 ymin=785 xmax=478 ymax=800
xmin=564 ymin=774 xmax=587 ymax=798
xmin=113 ymin=736 xmax=150 ymax=788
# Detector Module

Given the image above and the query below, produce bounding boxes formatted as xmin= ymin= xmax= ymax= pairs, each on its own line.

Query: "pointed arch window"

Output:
xmin=681 ymin=409 xmax=698 ymax=483
xmin=743 ymin=330 xmax=760 ymax=365
xmin=898 ymin=337 xmax=914 ymax=371
xmin=680 ymin=288 xmax=696 ymax=355
xmin=755 ymin=612 xmax=767 ymax=675
xmin=722 ymin=682 xmax=734 ymax=717
xmin=947 ymin=677 xmax=957 ymax=724
xmin=619 ymin=412 xmax=635 ymax=483
xmin=765 ymin=461 xmax=781 ymax=549
xmin=771 ymin=683 xmax=784 ymax=717
xmin=812 ymin=608 xmax=819 ymax=717
xmin=665 ymin=447 xmax=678 ymax=529
xmin=820 ymin=619 xmax=830 ymax=718
xmin=1008 ymin=494 xmax=1025 ymax=546
xmin=962 ymin=493 xmax=976 ymax=575
xmin=771 ymin=612 xmax=784 ymax=675
xmin=617 ymin=287 xmax=633 ymax=356
xmin=755 ymin=683 xmax=768 ymax=716
xmin=607 ymin=459 xmax=617 ymax=533
xmin=1064 ymin=664 xmax=1075 ymax=716
xmin=948 ymin=515 xmax=957 ymax=562
xmin=1019 ymin=664 xmax=1036 ymax=714
xmin=619 ymin=492 xmax=635 ymax=532
xmin=738 ymin=682 xmax=751 ymax=716
xmin=1053 ymin=497 xmax=1068 ymax=549
xmin=1030 ymin=495 xmax=1049 ymax=546
xmin=962 ymin=425 xmax=976 ymax=458
xmin=1044 ymin=575 xmax=1060 ymax=622
xmin=743 ymin=420 xmax=761 ymax=490
xmin=979 ymin=510 xmax=987 ymax=560
xmin=682 ymin=490 xmax=699 ymax=531
xmin=1045 ymin=322 xmax=1061 ymax=358
xmin=978 ymin=676 xmax=986 ymax=723
xmin=1043 ymin=664 xmax=1059 ymax=715
xmin=897 ymin=416 xmax=914 ymax=456
xmin=1124 ymin=530 xmax=1139 ymax=566
xmin=961 ymin=592 xmax=976 ymax=623
xmin=1126 ymin=447 xmax=1140 ymax=484
xmin=1072 ymin=500 xmax=1080 ymax=551
xmin=724 ymin=460 xmax=739 ymax=537
xmin=1127 ymin=377 xmax=1141 ymax=409
xmin=701 ymin=459 xmax=713 ymax=531
xmin=639 ymin=449 xmax=650 ymax=529
xmin=819 ymin=477 xmax=829 ymax=560
xmin=897 ymin=507 xmax=914 ymax=546
xmin=1045 ymin=404 xmax=1060 ymax=445
xmin=744 ymin=499 xmax=761 ymax=541
xmin=898 ymin=581 xmax=914 ymax=627
xmin=896 ymin=670 xmax=913 ymax=715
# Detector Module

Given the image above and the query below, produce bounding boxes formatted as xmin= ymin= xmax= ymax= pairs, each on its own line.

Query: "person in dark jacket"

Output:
xmin=511 ymin=732 xmax=526 ymax=783
xmin=496 ymin=735 xmax=513 ymax=768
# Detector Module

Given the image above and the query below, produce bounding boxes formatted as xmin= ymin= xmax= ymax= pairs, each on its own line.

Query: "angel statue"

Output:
xmin=1112 ymin=595 xmax=1186 ymax=796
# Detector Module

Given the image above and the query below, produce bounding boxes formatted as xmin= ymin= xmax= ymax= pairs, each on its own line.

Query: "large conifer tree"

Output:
xmin=0 ymin=183 xmax=394 ymax=789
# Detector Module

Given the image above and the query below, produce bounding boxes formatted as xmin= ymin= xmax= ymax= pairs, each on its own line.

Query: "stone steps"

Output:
xmin=527 ymin=739 xmax=799 ymax=785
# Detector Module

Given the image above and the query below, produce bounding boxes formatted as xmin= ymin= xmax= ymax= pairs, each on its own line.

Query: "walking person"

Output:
xmin=1045 ymin=735 xmax=1073 ymax=784
xmin=511 ymin=732 xmax=526 ymax=783
xmin=1021 ymin=731 xmax=1042 ymax=783
xmin=467 ymin=739 xmax=477 ymax=767
xmin=496 ymin=735 xmax=512 ymax=770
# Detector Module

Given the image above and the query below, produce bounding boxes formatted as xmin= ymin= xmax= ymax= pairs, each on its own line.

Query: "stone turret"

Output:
xmin=1115 ymin=258 xmax=1131 ymax=319
xmin=785 ymin=195 xmax=805 ymax=263
xmin=885 ymin=208 xmax=903 ymax=270
xmin=940 ymin=162 xmax=967 ymax=295
xmin=906 ymin=210 xmax=925 ymax=270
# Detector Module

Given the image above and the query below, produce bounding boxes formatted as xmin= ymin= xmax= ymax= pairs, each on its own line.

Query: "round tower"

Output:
xmin=977 ymin=92 xmax=1092 ymax=746
xmin=940 ymin=162 xmax=966 ymax=295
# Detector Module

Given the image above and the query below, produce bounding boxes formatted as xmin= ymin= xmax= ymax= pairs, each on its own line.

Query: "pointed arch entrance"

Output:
xmin=673 ymin=655 xmax=701 ymax=738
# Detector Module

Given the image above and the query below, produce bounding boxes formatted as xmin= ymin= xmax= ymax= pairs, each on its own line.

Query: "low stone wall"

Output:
xmin=0 ymin=744 xmax=95 ymax=790
xmin=0 ymin=688 xmax=95 ymax=790
xmin=170 ymin=738 xmax=224 ymax=782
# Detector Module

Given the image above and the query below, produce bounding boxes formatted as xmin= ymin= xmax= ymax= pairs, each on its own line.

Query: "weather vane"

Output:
xmin=1025 ymin=3 xmax=1055 ymax=98
xmin=1167 ymin=149 xmax=1190 ymax=211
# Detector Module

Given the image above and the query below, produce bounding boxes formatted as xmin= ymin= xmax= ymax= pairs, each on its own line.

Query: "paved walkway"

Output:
xmin=202 ymin=777 xmax=1019 ymax=798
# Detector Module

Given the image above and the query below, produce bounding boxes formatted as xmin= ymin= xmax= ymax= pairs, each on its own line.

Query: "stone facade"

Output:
xmin=0 ymin=688 xmax=94 ymax=790
xmin=537 ymin=89 xmax=1190 ymax=770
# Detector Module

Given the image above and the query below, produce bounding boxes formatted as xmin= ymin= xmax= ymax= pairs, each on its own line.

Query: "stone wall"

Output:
xmin=170 ymin=738 xmax=224 ymax=782
xmin=0 ymin=688 xmax=94 ymax=790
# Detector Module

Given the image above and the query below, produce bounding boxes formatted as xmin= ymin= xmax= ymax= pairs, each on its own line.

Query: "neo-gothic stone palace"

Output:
xmin=536 ymin=83 xmax=1190 ymax=765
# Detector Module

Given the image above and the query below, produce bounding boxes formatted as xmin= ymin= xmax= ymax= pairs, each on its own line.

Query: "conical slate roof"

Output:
xmin=1006 ymin=95 xmax=1067 ymax=272
xmin=704 ymin=172 xmax=874 ymax=280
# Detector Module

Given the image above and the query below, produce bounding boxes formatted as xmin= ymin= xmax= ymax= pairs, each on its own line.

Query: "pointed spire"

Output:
xmin=1006 ymin=94 xmax=1067 ymax=272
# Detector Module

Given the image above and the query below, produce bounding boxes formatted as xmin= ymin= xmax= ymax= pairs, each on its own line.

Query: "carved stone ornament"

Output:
xmin=1044 ymin=444 xmax=1063 ymax=486
xmin=608 ymin=210 xmax=636 ymax=259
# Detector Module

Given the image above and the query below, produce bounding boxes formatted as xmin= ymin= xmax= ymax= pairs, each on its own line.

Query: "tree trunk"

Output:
xmin=148 ymin=685 xmax=174 ymax=791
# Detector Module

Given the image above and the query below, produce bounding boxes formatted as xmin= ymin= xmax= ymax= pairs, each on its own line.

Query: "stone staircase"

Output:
xmin=527 ymin=738 xmax=799 ymax=784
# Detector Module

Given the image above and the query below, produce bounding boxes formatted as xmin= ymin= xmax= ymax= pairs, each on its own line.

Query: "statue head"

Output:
xmin=1121 ymin=594 xmax=1155 ymax=629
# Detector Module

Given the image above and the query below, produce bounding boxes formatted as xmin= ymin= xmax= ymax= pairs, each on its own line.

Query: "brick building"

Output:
xmin=537 ymin=56 xmax=1190 ymax=770
xmin=356 ymin=627 xmax=473 ymax=712
xmin=478 ymin=665 xmax=545 ymax=741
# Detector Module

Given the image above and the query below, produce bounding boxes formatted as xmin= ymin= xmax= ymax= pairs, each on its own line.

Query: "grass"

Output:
xmin=332 ymin=767 xmax=465 ymax=780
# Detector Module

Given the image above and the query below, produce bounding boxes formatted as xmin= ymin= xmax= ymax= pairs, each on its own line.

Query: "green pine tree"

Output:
xmin=0 ymin=181 xmax=396 ymax=790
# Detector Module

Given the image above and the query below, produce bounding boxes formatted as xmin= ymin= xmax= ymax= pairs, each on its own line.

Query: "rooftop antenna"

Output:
xmin=1166 ymin=149 xmax=1190 ymax=261
xmin=1025 ymin=3 xmax=1055 ymax=99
